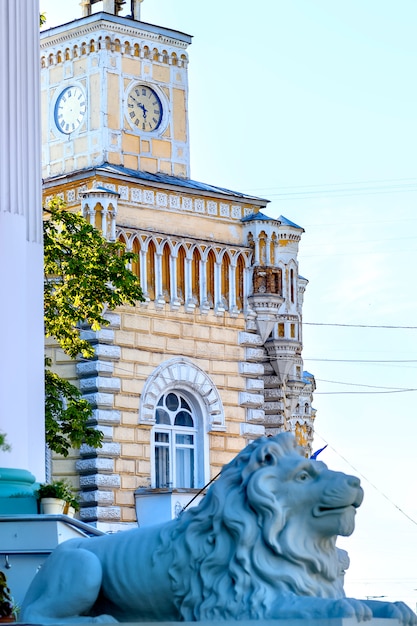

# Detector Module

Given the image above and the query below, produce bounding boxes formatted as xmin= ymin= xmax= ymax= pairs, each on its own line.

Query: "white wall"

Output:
xmin=0 ymin=0 xmax=45 ymax=480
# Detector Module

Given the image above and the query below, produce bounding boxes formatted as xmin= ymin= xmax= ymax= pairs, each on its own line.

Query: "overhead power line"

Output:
xmin=305 ymin=358 xmax=417 ymax=363
xmin=245 ymin=176 xmax=417 ymax=194
xmin=244 ymin=177 xmax=417 ymax=201
xmin=304 ymin=322 xmax=417 ymax=330
xmin=315 ymin=378 xmax=414 ymax=391
xmin=315 ymin=389 xmax=417 ymax=395
xmin=314 ymin=431 xmax=417 ymax=529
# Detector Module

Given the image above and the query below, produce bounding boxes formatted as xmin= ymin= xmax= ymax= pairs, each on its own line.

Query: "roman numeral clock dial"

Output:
xmin=54 ymin=86 xmax=86 ymax=135
xmin=127 ymin=85 xmax=163 ymax=132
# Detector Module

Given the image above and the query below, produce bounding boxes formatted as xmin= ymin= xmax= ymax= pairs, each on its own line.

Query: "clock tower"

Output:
xmin=41 ymin=2 xmax=191 ymax=180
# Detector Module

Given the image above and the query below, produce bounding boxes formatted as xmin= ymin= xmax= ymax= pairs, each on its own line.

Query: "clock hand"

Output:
xmin=138 ymin=103 xmax=148 ymax=119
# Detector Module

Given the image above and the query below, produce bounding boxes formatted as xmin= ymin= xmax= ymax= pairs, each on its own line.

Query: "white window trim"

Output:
xmin=139 ymin=357 xmax=225 ymax=431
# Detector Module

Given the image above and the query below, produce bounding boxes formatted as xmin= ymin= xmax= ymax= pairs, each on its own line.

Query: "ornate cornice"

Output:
xmin=41 ymin=14 xmax=191 ymax=51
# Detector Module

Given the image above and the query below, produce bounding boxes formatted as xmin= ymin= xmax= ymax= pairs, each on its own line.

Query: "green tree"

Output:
xmin=44 ymin=198 xmax=144 ymax=456
xmin=0 ymin=433 xmax=10 ymax=453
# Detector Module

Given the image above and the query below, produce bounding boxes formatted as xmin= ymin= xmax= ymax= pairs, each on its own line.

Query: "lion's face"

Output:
xmin=274 ymin=453 xmax=363 ymax=538
xmin=243 ymin=437 xmax=363 ymax=544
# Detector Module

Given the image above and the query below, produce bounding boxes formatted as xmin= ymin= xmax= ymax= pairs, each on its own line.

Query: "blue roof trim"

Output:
xmin=278 ymin=215 xmax=304 ymax=231
xmin=241 ymin=211 xmax=278 ymax=223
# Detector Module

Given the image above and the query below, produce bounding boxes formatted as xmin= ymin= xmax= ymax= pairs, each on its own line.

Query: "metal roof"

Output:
xmin=278 ymin=215 xmax=305 ymax=231
xmin=240 ymin=210 xmax=277 ymax=223
xmin=90 ymin=163 xmax=269 ymax=203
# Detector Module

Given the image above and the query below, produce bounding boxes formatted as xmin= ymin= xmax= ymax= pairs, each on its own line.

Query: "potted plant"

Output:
xmin=36 ymin=480 xmax=73 ymax=514
xmin=0 ymin=571 xmax=17 ymax=622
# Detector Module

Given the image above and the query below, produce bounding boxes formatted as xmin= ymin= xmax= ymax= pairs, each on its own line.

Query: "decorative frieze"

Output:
xmin=220 ymin=203 xmax=230 ymax=217
xmin=59 ymin=179 xmax=254 ymax=222
xmin=156 ymin=192 xmax=168 ymax=207
xmin=131 ymin=188 xmax=142 ymax=202
xmin=143 ymin=190 xmax=154 ymax=204
xmin=118 ymin=185 xmax=129 ymax=199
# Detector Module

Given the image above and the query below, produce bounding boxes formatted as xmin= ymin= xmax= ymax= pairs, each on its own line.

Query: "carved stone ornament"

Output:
xmin=21 ymin=433 xmax=416 ymax=625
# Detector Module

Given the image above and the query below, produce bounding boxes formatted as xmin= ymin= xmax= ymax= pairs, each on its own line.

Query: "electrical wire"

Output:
xmin=305 ymin=358 xmax=417 ymax=363
xmin=304 ymin=322 xmax=417 ymax=329
xmin=315 ymin=378 xmax=414 ymax=391
xmin=315 ymin=389 xmax=417 ymax=395
xmin=245 ymin=176 xmax=417 ymax=194
xmin=314 ymin=431 xmax=417 ymax=529
xmin=243 ymin=177 xmax=417 ymax=201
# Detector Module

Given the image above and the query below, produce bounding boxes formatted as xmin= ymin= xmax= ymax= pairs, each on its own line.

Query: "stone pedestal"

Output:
xmin=14 ymin=608 xmax=410 ymax=625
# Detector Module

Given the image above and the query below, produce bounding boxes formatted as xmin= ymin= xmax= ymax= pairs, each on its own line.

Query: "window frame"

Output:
xmin=152 ymin=390 xmax=200 ymax=489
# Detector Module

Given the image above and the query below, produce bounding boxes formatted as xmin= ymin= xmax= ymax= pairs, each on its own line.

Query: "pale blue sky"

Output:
xmin=40 ymin=0 xmax=417 ymax=611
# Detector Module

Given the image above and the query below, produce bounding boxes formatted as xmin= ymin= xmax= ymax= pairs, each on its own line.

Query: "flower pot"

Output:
xmin=40 ymin=497 xmax=66 ymax=514
xmin=0 ymin=617 xmax=16 ymax=623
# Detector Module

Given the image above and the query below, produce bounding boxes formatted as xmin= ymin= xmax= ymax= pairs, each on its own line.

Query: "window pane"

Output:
xmin=176 ymin=447 xmax=194 ymax=488
xmin=176 ymin=433 xmax=194 ymax=446
xmin=155 ymin=445 xmax=170 ymax=488
xmin=180 ymin=397 xmax=191 ymax=411
xmin=166 ymin=393 xmax=179 ymax=411
xmin=174 ymin=410 xmax=193 ymax=427
xmin=155 ymin=431 xmax=169 ymax=443
xmin=155 ymin=408 xmax=170 ymax=425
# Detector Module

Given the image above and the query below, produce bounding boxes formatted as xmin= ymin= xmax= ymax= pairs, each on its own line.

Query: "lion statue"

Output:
xmin=21 ymin=433 xmax=416 ymax=624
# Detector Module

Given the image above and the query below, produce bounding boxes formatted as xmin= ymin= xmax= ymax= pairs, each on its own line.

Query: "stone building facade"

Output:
xmin=41 ymin=2 xmax=315 ymax=530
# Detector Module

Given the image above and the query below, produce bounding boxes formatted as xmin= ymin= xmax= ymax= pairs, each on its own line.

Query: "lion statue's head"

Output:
xmin=158 ymin=432 xmax=363 ymax=621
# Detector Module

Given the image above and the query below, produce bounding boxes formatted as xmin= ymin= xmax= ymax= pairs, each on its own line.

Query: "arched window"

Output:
xmin=191 ymin=247 xmax=201 ymax=305
xmin=154 ymin=391 xmax=197 ymax=489
xmin=117 ymin=234 xmax=127 ymax=261
xmin=147 ymin=240 xmax=156 ymax=300
xmin=206 ymin=249 xmax=215 ymax=308
xmin=132 ymin=238 xmax=140 ymax=279
xmin=290 ymin=268 xmax=295 ymax=303
xmin=270 ymin=233 xmax=277 ymax=265
xmin=177 ymin=246 xmax=186 ymax=303
xmin=235 ymin=254 xmax=245 ymax=311
xmin=221 ymin=252 xmax=230 ymax=310
xmin=259 ymin=231 xmax=267 ymax=265
xmin=161 ymin=242 xmax=170 ymax=302
xmin=94 ymin=203 xmax=102 ymax=231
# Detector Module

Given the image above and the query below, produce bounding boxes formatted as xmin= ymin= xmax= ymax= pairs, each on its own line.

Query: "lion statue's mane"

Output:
xmin=157 ymin=432 xmax=345 ymax=621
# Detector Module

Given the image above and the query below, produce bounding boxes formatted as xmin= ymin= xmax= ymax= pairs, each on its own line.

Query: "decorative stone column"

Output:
xmin=0 ymin=1 xmax=45 ymax=482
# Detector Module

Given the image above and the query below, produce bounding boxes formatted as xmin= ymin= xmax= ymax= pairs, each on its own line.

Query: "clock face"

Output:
xmin=127 ymin=85 xmax=163 ymax=132
xmin=54 ymin=86 xmax=87 ymax=135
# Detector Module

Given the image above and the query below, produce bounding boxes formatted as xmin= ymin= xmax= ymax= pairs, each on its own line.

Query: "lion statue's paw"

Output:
xmin=330 ymin=598 xmax=373 ymax=622
xmin=270 ymin=596 xmax=373 ymax=621
xmin=366 ymin=600 xmax=417 ymax=626
xmin=91 ymin=615 xmax=118 ymax=623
